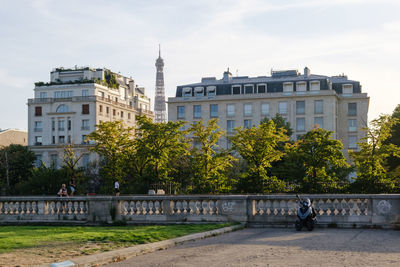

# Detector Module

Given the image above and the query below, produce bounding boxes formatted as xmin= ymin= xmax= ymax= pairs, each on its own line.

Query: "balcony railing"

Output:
xmin=81 ymin=126 xmax=90 ymax=131
xmin=34 ymin=128 xmax=42 ymax=132
xmin=28 ymin=96 xmax=154 ymax=117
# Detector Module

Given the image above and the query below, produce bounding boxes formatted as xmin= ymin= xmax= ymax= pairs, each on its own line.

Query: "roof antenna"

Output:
xmin=159 ymin=44 xmax=161 ymax=57
xmin=236 ymin=69 xmax=239 ymax=77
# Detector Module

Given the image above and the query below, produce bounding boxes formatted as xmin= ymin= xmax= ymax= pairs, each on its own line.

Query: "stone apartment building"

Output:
xmin=28 ymin=67 xmax=153 ymax=167
xmin=168 ymin=67 xmax=369 ymax=160
xmin=0 ymin=129 xmax=28 ymax=147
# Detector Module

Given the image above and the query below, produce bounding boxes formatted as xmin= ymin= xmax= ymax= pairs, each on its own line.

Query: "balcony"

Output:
xmin=81 ymin=126 xmax=90 ymax=131
xmin=34 ymin=128 xmax=42 ymax=132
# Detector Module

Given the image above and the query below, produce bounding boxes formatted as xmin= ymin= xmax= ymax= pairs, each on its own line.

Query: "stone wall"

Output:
xmin=0 ymin=195 xmax=399 ymax=229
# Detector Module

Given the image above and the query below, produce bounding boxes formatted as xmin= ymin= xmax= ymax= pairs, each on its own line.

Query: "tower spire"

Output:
xmin=154 ymin=45 xmax=166 ymax=123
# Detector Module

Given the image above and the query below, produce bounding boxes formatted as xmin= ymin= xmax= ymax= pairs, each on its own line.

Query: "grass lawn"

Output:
xmin=0 ymin=223 xmax=232 ymax=254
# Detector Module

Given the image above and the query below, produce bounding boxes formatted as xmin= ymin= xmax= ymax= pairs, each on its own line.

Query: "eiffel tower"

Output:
xmin=154 ymin=45 xmax=166 ymax=123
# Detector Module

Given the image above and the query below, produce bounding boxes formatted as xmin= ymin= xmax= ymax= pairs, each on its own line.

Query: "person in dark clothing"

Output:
xmin=69 ymin=178 xmax=76 ymax=196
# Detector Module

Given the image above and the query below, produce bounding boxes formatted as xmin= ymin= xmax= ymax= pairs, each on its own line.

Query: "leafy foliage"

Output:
xmin=294 ymin=128 xmax=349 ymax=193
xmin=188 ymin=119 xmax=236 ymax=193
xmin=230 ymin=120 xmax=289 ymax=193
xmin=350 ymin=115 xmax=400 ymax=193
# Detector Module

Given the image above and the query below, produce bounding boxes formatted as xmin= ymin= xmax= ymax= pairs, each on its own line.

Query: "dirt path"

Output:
xmin=105 ymin=228 xmax=400 ymax=267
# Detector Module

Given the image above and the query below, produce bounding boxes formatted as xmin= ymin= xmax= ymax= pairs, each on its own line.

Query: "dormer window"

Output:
xmin=296 ymin=82 xmax=306 ymax=92
xmin=194 ymin=87 xmax=204 ymax=97
xmin=257 ymin=84 xmax=267 ymax=93
xmin=244 ymin=84 xmax=254 ymax=94
xmin=310 ymin=81 xmax=320 ymax=91
xmin=232 ymin=85 xmax=241 ymax=95
xmin=183 ymin=87 xmax=192 ymax=97
xmin=207 ymin=86 xmax=216 ymax=97
xmin=343 ymin=84 xmax=353 ymax=94
xmin=283 ymin=82 xmax=293 ymax=92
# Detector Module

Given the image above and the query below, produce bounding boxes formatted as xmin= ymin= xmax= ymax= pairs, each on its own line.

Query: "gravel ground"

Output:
xmin=105 ymin=228 xmax=400 ymax=267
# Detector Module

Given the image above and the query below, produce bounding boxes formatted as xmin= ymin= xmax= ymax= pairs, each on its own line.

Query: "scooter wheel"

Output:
xmin=295 ymin=220 xmax=302 ymax=231
xmin=306 ymin=218 xmax=314 ymax=231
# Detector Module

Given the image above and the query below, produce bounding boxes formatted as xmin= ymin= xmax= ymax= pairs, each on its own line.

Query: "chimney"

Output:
xmin=304 ymin=67 xmax=310 ymax=77
xmin=223 ymin=68 xmax=232 ymax=82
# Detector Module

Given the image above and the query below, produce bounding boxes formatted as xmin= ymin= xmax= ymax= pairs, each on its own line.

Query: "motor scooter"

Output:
xmin=295 ymin=194 xmax=317 ymax=231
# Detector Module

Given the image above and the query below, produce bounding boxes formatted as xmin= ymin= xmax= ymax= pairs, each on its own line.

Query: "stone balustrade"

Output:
xmin=0 ymin=195 xmax=399 ymax=229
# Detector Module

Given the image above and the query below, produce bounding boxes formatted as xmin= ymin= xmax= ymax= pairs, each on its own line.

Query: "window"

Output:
xmin=296 ymin=118 xmax=306 ymax=132
xmin=58 ymin=120 xmax=65 ymax=131
xmin=194 ymin=87 xmax=204 ymax=97
xmin=348 ymin=119 xmax=357 ymax=132
xmin=67 ymin=135 xmax=71 ymax=143
xmin=35 ymin=155 xmax=42 ymax=167
xmin=193 ymin=105 xmax=202 ymax=118
xmin=279 ymin=102 xmax=288 ymax=114
xmin=177 ymin=106 xmax=185 ymax=119
xmin=296 ymin=101 xmax=305 ymax=115
xmin=52 ymin=121 xmax=55 ymax=131
xmin=121 ymin=111 xmax=124 ymax=118
xmin=261 ymin=103 xmax=269 ymax=116
xmin=59 ymin=136 xmax=65 ymax=144
xmin=54 ymin=91 xmax=73 ymax=98
xmin=82 ymin=119 xmax=90 ymax=130
xmin=39 ymin=92 xmax=47 ymax=98
xmin=257 ymin=84 xmax=266 ymax=93
xmin=227 ymin=120 xmax=235 ymax=133
xmin=82 ymin=135 xmax=88 ymax=144
xmin=232 ymin=85 xmax=241 ymax=95
xmin=56 ymin=104 xmax=69 ymax=113
xmin=283 ymin=82 xmax=293 ymax=92
xmin=296 ymin=82 xmax=306 ymax=92
xmin=106 ymin=107 xmax=109 ymax=114
xmin=35 ymin=106 xmax=42 ymax=116
xmin=348 ymin=103 xmax=357 ymax=116
xmin=68 ymin=120 xmax=71 ymax=130
xmin=50 ymin=154 xmax=58 ymax=168
xmin=314 ymin=100 xmax=323 ymax=114
xmin=99 ymin=105 xmax=103 ymax=113
xmin=52 ymin=136 xmax=55 ymax=144
xmin=244 ymin=119 xmax=252 ymax=129
xmin=349 ymin=136 xmax=357 ymax=149
xmin=112 ymin=109 xmax=116 ymax=116
xmin=183 ymin=87 xmax=192 ymax=97
xmin=35 ymin=136 xmax=42 ymax=145
xmin=98 ymin=91 xmax=105 ymax=98
xmin=82 ymin=90 xmax=89 ymax=97
xmin=227 ymin=139 xmax=233 ymax=149
xmin=226 ymin=104 xmax=235 ymax=117
xmin=244 ymin=104 xmax=252 ymax=116
xmin=82 ymin=104 xmax=90 ymax=114
xmin=82 ymin=154 xmax=90 ymax=167
xmin=128 ymin=113 xmax=131 ymax=120
xmin=244 ymin=85 xmax=253 ymax=94
xmin=210 ymin=104 xmax=218 ymax=118
xmin=34 ymin=121 xmax=42 ymax=132
xmin=310 ymin=81 xmax=320 ymax=91
xmin=207 ymin=86 xmax=216 ymax=97
xmin=314 ymin=117 xmax=324 ymax=128
xmin=343 ymin=84 xmax=353 ymax=94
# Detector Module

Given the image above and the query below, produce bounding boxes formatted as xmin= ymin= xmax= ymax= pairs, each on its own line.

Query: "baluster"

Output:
xmin=143 ymin=201 xmax=149 ymax=214
xmin=127 ymin=201 xmax=133 ymax=215
xmin=287 ymin=200 xmax=296 ymax=215
xmin=272 ymin=200 xmax=279 ymax=215
xmin=256 ymin=200 xmax=264 ymax=215
xmin=265 ymin=200 xmax=272 ymax=215
xmin=181 ymin=201 xmax=188 ymax=214
xmin=67 ymin=201 xmax=72 ymax=214
xmin=195 ymin=201 xmax=202 ymax=215
xmin=325 ymin=199 xmax=332 ymax=216
xmin=56 ymin=201 xmax=61 ymax=214
xmin=209 ymin=200 xmax=216 ymax=215
xmin=136 ymin=201 xmax=142 ymax=215
xmin=79 ymin=201 xmax=84 ymax=214
xmin=149 ymin=201 xmax=155 ymax=215
xmin=202 ymin=201 xmax=208 ymax=215
xmin=341 ymin=199 xmax=348 ymax=216
xmin=279 ymin=200 xmax=287 ymax=215
xmin=32 ymin=201 xmax=37 ymax=214
xmin=0 ymin=202 xmax=3 ymax=214
xmin=72 ymin=201 xmax=78 ymax=214
xmin=174 ymin=201 xmax=180 ymax=214
xmin=154 ymin=201 xmax=161 ymax=214
xmin=189 ymin=200 xmax=195 ymax=214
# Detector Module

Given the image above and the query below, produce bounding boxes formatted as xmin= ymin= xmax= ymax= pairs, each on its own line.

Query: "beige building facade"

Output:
xmin=168 ymin=68 xmax=369 ymax=160
xmin=28 ymin=67 xmax=153 ymax=167
xmin=0 ymin=129 xmax=28 ymax=147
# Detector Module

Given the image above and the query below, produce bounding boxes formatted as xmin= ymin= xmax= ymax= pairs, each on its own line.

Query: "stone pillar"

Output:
xmin=217 ymin=196 xmax=248 ymax=224
xmin=371 ymin=195 xmax=400 ymax=228
xmin=87 ymin=196 xmax=114 ymax=224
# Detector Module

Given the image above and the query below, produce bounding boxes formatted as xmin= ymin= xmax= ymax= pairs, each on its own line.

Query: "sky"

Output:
xmin=0 ymin=0 xmax=399 ymax=130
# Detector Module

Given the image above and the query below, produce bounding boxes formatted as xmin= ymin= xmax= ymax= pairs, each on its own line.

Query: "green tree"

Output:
xmin=87 ymin=121 xmax=134 ymax=193
xmin=230 ymin=120 xmax=289 ymax=193
xmin=188 ymin=119 xmax=236 ymax=193
xmin=0 ymin=145 xmax=36 ymax=193
xmin=135 ymin=116 xmax=189 ymax=188
xmin=295 ymin=128 xmax=349 ymax=193
xmin=385 ymin=104 xmax=400 ymax=178
xmin=261 ymin=113 xmax=293 ymax=137
xmin=350 ymin=115 xmax=400 ymax=193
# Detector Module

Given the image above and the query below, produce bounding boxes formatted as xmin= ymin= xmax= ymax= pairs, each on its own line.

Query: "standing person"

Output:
xmin=58 ymin=184 xmax=69 ymax=212
xmin=114 ymin=181 xmax=120 ymax=196
xmin=69 ymin=178 xmax=76 ymax=196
